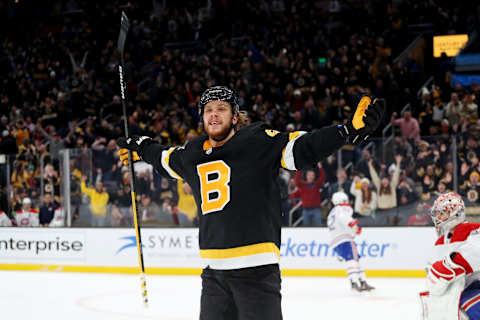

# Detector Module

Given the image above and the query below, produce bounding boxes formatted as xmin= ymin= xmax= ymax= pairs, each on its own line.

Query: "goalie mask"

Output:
xmin=198 ymin=86 xmax=240 ymax=116
xmin=430 ymin=192 xmax=465 ymax=235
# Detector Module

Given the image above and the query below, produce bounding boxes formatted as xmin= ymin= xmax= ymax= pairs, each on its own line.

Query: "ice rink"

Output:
xmin=0 ymin=270 xmax=426 ymax=320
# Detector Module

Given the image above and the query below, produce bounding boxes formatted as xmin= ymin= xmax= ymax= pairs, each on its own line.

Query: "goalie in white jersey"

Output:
xmin=420 ymin=192 xmax=480 ymax=320
xmin=327 ymin=191 xmax=374 ymax=292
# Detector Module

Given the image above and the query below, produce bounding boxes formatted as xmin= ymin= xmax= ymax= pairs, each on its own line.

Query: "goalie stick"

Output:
xmin=117 ymin=11 xmax=149 ymax=307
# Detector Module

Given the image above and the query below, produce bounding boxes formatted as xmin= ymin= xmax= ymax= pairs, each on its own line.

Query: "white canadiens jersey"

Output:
xmin=430 ymin=222 xmax=480 ymax=288
xmin=15 ymin=209 xmax=39 ymax=227
xmin=49 ymin=207 xmax=64 ymax=227
xmin=327 ymin=204 xmax=356 ymax=248
xmin=0 ymin=210 xmax=12 ymax=227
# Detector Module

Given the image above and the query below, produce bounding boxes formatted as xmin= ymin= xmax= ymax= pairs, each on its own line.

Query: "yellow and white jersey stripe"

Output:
xmin=160 ymin=147 xmax=182 ymax=179
xmin=200 ymin=242 xmax=280 ymax=270
xmin=280 ymin=131 xmax=306 ymax=170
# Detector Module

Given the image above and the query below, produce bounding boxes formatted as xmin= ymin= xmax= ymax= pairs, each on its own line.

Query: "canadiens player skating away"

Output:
xmin=327 ymin=191 xmax=375 ymax=292
xmin=117 ymin=86 xmax=384 ymax=320
xmin=420 ymin=192 xmax=480 ymax=320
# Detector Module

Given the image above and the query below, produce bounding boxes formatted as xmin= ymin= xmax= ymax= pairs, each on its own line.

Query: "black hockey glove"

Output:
xmin=338 ymin=95 xmax=385 ymax=144
xmin=117 ymin=135 xmax=153 ymax=164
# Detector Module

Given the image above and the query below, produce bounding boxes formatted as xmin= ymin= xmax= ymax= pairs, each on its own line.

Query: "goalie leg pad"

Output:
xmin=420 ymin=276 xmax=465 ymax=320
xmin=460 ymin=281 xmax=480 ymax=320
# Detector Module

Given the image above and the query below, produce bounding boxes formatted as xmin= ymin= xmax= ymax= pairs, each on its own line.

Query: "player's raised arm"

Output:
xmin=290 ymin=96 xmax=385 ymax=171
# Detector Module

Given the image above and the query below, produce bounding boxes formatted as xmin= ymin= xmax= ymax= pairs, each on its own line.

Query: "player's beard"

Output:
xmin=205 ymin=120 xmax=235 ymax=142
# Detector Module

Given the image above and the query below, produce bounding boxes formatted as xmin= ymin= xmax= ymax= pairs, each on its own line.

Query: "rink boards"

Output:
xmin=0 ymin=227 xmax=435 ymax=277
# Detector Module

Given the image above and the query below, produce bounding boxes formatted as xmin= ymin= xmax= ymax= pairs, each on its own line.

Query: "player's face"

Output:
xmin=434 ymin=209 xmax=449 ymax=222
xmin=203 ymin=101 xmax=238 ymax=142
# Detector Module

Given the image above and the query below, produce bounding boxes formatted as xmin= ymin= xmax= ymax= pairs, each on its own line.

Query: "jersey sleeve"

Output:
xmin=142 ymin=142 xmax=186 ymax=180
xmin=453 ymin=227 xmax=480 ymax=273
xmin=281 ymin=125 xmax=346 ymax=171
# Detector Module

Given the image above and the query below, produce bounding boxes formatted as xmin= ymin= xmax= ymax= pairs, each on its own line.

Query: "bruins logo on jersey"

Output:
xmin=197 ymin=160 xmax=231 ymax=214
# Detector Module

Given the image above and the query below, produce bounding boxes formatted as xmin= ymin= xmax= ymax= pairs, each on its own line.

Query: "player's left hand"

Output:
xmin=427 ymin=256 xmax=465 ymax=295
xmin=117 ymin=135 xmax=153 ymax=160
xmin=118 ymin=148 xmax=141 ymax=166
xmin=349 ymin=219 xmax=361 ymax=235
xmin=339 ymin=95 xmax=385 ymax=144
xmin=356 ymin=226 xmax=362 ymax=235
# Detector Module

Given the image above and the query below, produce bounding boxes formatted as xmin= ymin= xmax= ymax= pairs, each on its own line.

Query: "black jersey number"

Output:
xmin=197 ymin=160 xmax=231 ymax=214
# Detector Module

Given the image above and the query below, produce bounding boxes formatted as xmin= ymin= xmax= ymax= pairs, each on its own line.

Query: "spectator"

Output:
xmin=137 ymin=193 xmax=171 ymax=225
xmin=11 ymin=162 xmax=34 ymax=191
xmin=156 ymin=196 xmax=178 ymax=226
xmin=407 ymin=202 xmax=431 ymax=226
xmin=289 ymin=163 xmax=326 ymax=226
xmin=462 ymin=93 xmax=478 ymax=123
xmin=14 ymin=197 xmax=39 ymax=227
xmin=420 ymin=174 xmax=436 ymax=202
xmin=328 ymin=167 xmax=352 ymax=200
xmin=80 ymin=175 xmax=109 ymax=227
xmin=176 ymin=180 xmax=198 ymax=226
xmin=110 ymin=172 xmax=133 ymax=227
xmin=391 ymin=110 xmax=420 ymax=141
xmin=39 ymin=193 xmax=58 ymax=226
xmin=445 ymin=92 xmax=464 ymax=127
xmin=36 ymin=119 xmax=76 ymax=160
xmin=350 ymin=176 xmax=377 ymax=219
xmin=462 ymin=171 xmax=480 ymax=204
xmin=43 ymin=163 xmax=61 ymax=202
xmin=13 ymin=120 xmax=30 ymax=146
xmin=397 ymin=172 xmax=417 ymax=204
xmin=368 ymin=156 xmax=401 ymax=211
xmin=434 ymin=181 xmax=449 ymax=196
xmin=355 ymin=149 xmax=375 ymax=179
xmin=432 ymin=97 xmax=445 ymax=126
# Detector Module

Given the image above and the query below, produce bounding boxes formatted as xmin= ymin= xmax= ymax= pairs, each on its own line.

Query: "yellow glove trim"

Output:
xmin=118 ymin=148 xmax=140 ymax=166
xmin=352 ymin=96 xmax=372 ymax=130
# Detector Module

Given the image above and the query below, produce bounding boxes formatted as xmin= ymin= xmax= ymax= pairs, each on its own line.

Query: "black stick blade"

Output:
xmin=117 ymin=11 xmax=130 ymax=55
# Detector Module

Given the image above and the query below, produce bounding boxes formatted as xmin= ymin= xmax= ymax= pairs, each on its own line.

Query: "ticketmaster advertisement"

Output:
xmin=0 ymin=227 xmax=437 ymax=272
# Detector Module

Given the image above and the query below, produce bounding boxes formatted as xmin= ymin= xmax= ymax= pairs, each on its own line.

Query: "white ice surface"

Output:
xmin=0 ymin=271 xmax=425 ymax=320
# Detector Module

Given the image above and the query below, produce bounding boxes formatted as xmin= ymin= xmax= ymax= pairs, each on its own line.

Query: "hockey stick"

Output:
xmin=117 ymin=11 xmax=149 ymax=307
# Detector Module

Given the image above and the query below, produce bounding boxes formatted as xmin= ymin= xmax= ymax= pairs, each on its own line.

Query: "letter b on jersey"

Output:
xmin=197 ymin=160 xmax=231 ymax=214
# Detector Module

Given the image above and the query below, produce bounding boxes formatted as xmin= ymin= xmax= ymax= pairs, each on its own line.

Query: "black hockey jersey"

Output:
xmin=143 ymin=122 xmax=345 ymax=269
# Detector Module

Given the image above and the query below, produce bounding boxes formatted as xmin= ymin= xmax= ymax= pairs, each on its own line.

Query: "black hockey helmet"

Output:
xmin=198 ymin=86 xmax=240 ymax=116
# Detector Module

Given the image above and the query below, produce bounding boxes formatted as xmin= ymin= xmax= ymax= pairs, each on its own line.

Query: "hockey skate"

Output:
xmin=359 ymin=280 xmax=375 ymax=291
xmin=351 ymin=281 xmax=362 ymax=292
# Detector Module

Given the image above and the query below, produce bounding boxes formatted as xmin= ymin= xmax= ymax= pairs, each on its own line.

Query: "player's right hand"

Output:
xmin=340 ymin=95 xmax=385 ymax=144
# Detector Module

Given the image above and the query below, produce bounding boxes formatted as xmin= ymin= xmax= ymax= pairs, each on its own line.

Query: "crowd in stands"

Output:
xmin=0 ymin=0 xmax=479 ymax=227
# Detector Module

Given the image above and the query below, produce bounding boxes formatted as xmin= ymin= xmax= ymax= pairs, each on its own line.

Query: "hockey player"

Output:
xmin=420 ymin=192 xmax=480 ymax=320
xmin=14 ymin=197 xmax=39 ymax=227
xmin=327 ymin=191 xmax=374 ymax=291
xmin=118 ymin=86 xmax=384 ymax=319
xmin=0 ymin=209 xmax=12 ymax=227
